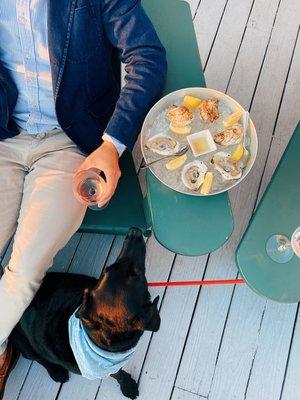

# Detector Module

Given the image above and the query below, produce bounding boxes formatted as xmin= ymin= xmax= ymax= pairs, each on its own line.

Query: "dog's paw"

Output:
xmin=120 ymin=373 xmax=139 ymax=399
xmin=47 ymin=366 xmax=70 ymax=383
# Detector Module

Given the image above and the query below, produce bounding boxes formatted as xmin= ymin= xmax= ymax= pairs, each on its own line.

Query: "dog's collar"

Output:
xmin=68 ymin=307 xmax=138 ymax=380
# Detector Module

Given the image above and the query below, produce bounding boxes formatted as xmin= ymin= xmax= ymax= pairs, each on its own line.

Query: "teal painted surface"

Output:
xmin=142 ymin=0 xmax=233 ymax=255
xmin=142 ymin=0 xmax=205 ymax=94
xmin=80 ymin=0 xmax=233 ymax=249
xmin=79 ymin=152 xmax=148 ymax=235
xmin=146 ymin=172 xmax=233 ymax=256
xmin=237 ymin=122 xmax=300 ymax=303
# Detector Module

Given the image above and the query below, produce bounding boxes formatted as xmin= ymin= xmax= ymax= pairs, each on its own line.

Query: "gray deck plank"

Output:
xmin=258 ymin=32 xmax=300 ymax=199
xmin=2 ymin=0 xmax=300 ymax=399
xmin=193 ymin=0 xmax=228 ymax=66
xmin=244 ymin=302 xmax=297 ymax=400
xmin=205 ymin=2 xmax=300 ymax=397
xmin=226 ymin=0 xmax=281 ymax=108
xmin=208 ymin=285 xmax=266 ymax=400
xmin=281 ymin=309 xmax=300 ymax=400
xmin=204 ymin=0 xmax=254 ymax=91
xmin=175 ymin=0 xmax=299 ymax=397
xmin=172 ymin=387 xmax=207 ymax=400
xmin=188 ymin=0 xmax=201 ymax=18
xmin=137 ymin=255 xmax=207 ymax=400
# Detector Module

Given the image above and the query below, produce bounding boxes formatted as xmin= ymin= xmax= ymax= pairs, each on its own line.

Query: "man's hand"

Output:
xmin=77 ymin=141 xmax=121 ymax=207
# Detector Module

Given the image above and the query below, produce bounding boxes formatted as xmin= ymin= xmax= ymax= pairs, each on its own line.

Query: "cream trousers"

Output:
xmin=0 ymin=129 xmax=87 ymax=354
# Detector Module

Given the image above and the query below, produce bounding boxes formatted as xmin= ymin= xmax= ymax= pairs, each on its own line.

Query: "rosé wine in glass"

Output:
xmin=73 ymin=168 xmax=108 ymax=211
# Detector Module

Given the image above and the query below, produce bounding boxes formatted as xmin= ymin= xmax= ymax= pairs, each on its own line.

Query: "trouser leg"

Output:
xmin=0 ymin=131 xmax=86 ymax=353
xmin=0 ymin=140 xmax=27 ymax=354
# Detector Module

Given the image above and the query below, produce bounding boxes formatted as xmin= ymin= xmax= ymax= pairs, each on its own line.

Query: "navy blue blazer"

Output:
xmin=0 ymin=0 xmax=167 ymax=154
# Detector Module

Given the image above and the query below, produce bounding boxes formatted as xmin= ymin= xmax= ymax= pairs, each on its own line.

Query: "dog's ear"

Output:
xmin=138 ymin=296 xmax=160 ymax=332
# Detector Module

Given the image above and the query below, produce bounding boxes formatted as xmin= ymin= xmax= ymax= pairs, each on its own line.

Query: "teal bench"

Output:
xmin=79 ymin=0 xmax=234 ymax=256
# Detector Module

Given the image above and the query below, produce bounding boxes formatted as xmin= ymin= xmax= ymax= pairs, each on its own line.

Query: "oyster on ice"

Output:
xmin=167 ymin=105 xmax=193 ymax=126
xmin=212 ymin=152 xmax=242 ymax=181
xmin=145 ymin=134 xmax=180 ymax=156
xmin=182 ymin=161 xmax=208 ymax=191
xmin=199 ymin=98 xmax=219 ymax=123
xmin=213 ymin=124 xmax=243 ymax=146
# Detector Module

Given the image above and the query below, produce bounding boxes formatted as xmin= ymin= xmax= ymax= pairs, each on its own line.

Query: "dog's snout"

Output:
xmin=127 ymin=227 xmax=143 ymax=239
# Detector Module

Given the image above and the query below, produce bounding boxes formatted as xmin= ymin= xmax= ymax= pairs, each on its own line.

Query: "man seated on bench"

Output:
xmin=0 ymin=0 xmax=167 ymax=394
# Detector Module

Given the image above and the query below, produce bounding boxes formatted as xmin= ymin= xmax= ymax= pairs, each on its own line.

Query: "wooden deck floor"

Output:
xmin=3 ymin=0 xmax=300 ymax=399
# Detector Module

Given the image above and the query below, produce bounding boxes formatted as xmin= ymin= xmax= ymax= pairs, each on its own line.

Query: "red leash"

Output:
xmin=148 ymin=279 xmax=245 ymax=287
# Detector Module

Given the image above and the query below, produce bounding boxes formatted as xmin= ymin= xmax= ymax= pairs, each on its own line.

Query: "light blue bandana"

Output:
xmin=68 ymin=309 xmax=138 ymax=380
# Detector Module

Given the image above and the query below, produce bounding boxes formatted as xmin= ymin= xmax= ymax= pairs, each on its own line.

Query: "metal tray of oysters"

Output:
xmin=141 ymin=87 xmax=258 ymax=196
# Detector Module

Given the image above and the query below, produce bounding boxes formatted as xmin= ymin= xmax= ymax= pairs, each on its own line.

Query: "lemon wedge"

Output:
xmin=183 ymin=95 xmax=202 ymax=109
xmin=200 ymin=172 xmax=214 ymax=195
xmin=165 ymin=154 xmax=187 ymax=170
xmin=223 ymin=109 xmax=243 ymax=128
xmin=169 ymin=123 xmax=192 ymax=135
xmin=229 ymin=144 xmax=244 ymax=162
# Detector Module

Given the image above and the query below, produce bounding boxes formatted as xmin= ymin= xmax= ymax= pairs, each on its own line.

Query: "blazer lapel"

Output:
xmin=47 ymin=0 xmax=77 ymax=100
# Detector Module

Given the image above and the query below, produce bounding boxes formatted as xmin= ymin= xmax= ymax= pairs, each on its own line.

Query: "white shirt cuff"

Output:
xmin=102 ymin=133 xmax=126 ymax=157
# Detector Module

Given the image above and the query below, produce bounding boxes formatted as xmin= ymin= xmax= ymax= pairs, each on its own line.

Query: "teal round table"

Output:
xmin=236 ymin=122 xmax=300 ymax=303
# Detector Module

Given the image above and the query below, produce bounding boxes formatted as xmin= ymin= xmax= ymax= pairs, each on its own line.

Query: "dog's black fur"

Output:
xmin=10 ymin=228 xmax=160 ymax=399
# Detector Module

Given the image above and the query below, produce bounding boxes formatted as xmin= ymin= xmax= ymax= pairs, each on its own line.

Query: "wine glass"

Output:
xmin=73 ymin=168 xmax=108 ymax=211
xmin=266 ymin=227 xmax=300 ymax=263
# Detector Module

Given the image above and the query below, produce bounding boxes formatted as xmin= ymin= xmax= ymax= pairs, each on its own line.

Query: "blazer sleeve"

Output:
xmin=100 ymin=0 xmax=168 ymax=150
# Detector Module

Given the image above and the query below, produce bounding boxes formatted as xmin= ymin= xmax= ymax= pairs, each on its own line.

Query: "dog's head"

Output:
xmin=76 ymin=228 xmax=160 ymax=351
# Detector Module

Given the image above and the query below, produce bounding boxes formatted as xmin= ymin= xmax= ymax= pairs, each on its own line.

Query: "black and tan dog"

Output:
xmin=10 ymin=228 xmax=160 ymax=399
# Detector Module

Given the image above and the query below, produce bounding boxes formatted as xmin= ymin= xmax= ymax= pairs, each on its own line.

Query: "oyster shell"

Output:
xmin=213 ymin=124 xmax=243 ymax=146
xmin=167 ymin=105 xmax=193 ymax=127
xmin=212 ymin=151 xmax=242 ymax=181
xmin=145 ymin=134 xmax=180 ymax=156
xmin=199 ymin=98 xmax=219 ymax=123
xmin=182 ymin=160 xmax=208 ymax=191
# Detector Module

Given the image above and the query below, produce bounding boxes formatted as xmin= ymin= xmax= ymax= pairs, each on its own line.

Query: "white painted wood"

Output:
xmin=273 ymin=35 xmax=300 ymax=143
xmin=4 ymin=357 xmax=32 ymax=400
xmin=172 ymin=387 xmax=206 ymax=400
xmin=57 ymin=374 xmax=100 ymax=400
xmin=176 ymin=0 xmax=299 ymax=396
xmin=175 ymin=248 xmax=238 ymax=395
xmin=281 ymin=309 xmax=300 ymax=400
xmin=206 ymin=13 xmax=300 ymax=392
xmin=193 ymin=0 xmax=228 ymax=66
xmin=258 ymin=35 xmax=300 ymax=201
xmin=17 ymin=363 xmax=60 ymax=400
xmin=207 ymin=285 xmax=266 ymax=400
xmin=204 ymin=0 xmax=254 ymax=92
xmin=136 ymin=255 xmax=207 ymax=400
xmin=226 ymin=0 xmax=281 ymax=108
xmin=244 ymin=302 xmax=297 ymax=400
xmin=187 ymin=0 xmax=201 ymax=19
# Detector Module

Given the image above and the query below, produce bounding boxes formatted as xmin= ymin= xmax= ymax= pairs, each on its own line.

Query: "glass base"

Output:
xmin=266 ymin=235 xmax=294 ymax=264
xmin=88 ymin=202 xmax=109 ymax=211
